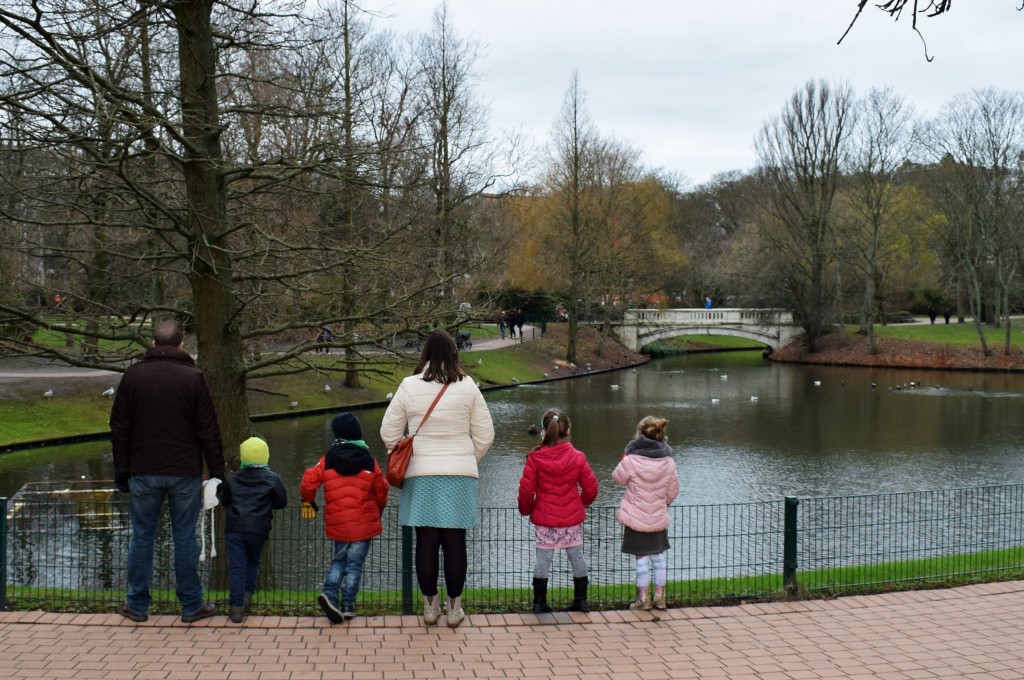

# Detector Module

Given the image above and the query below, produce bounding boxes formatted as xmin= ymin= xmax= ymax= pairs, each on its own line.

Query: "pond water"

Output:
xmin=5 ymin=351 xmax=1024 ymax=503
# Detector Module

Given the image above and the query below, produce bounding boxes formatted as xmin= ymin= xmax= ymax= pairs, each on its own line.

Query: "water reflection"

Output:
xmin=5 ymin=352 xmax=1024 ymax=507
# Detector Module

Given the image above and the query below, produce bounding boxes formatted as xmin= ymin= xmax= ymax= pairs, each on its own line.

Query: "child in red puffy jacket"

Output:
xmin=517 ymin=408 xmax=599 ymax=613
xmin=300 ymin=412 xmax=388 ymax=623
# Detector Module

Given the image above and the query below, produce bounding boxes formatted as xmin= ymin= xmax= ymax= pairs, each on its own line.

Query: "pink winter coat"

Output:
xmin=612 ymin=436 xmax=679 ymax=532
xmin=518 ymin=440 xmax=599 ymax=528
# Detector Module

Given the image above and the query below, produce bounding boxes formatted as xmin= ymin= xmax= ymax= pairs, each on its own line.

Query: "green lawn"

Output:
xmin=0 ymin=387 xmax=115 ymax=446
xmin=7 ymin=544 xmax=1023 ymax=614
xmin=1 ymin=341 xmax=554 ymax=448
xmin=848 ymin=319 xmax=1024 ymax=350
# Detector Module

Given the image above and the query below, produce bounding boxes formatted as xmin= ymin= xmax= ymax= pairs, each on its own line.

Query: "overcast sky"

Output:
xmin=369 ymin=1 xmax=1023 ymax=188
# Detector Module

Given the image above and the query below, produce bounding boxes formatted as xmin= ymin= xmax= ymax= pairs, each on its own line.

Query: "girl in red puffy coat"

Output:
xmin=517 ymin=408 xmax=599 ymax=613
xmin=300 ymin=412 xmax=388 ymax=623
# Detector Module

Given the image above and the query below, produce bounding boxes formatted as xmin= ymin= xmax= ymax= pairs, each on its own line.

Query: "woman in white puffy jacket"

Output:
xmin=380 ymin=330 xmax=494 ymax=627
xmin=612 ymin=416 xmax=680 ymax=611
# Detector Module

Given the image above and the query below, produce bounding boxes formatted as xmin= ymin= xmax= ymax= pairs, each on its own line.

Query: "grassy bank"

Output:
xmin=0 ymin=324 xmax=648 ymax=449
xmin=850 ymin=318 xmax=1024 ymax=349
xmin=773 ymin=320 xmax=1024 ymax=371
xmin=12 ymin=319 xmax=1017 ymax=449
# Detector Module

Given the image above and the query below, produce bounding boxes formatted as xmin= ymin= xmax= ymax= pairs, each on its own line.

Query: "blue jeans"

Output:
xmin=225 ymin=532 xmax=268 ymax=607
xmin=322 ymin=539 xmax=371 ymax=611
xmin=125 ymin=475 xmax=203 ymax=617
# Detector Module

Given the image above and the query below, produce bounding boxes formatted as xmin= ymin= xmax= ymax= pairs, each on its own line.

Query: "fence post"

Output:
xmin=783 ymin=496 xmax=799 ymax=593
xmin=401 ymin=525 xmax=413 ymax=615
xmin=1 ymin=497 xmax=7 ymax=611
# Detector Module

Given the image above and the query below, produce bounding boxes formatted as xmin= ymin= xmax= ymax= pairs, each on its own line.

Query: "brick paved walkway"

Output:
xmin=3 ymin=581 xmax=1024 ymax=679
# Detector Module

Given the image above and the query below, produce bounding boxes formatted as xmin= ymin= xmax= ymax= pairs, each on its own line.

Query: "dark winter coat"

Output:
xmin=217 ymin=466 xmax=288 ymax=537
xmin=517 ymin=440 xmax=599 ymax=528
xmin=110 ymin=345 xmax=225 ymax=479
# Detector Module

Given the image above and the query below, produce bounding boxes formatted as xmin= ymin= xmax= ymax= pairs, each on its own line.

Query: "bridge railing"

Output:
xmin=627 ymin=308 xmax=793 ymax=325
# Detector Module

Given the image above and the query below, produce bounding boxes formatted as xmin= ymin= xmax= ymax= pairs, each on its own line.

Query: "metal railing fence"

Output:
xmin=3 ymin=482 xmax=1024 ymax=614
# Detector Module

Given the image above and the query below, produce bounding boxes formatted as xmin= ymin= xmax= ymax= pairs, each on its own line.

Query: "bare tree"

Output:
xmin=670 ymin=171 xmax=774 ymax=308
xmin=845 ymin=87 xmax=916 ymax=354
xmin=921 ymin=88 xmax=1024 ymax=355
xmin=531 ymin=72 xmax=658 ymax=362
xmin=755 ymin=80 xmax=855 ymax=351
xmin=0 ymin=0 xmax=498 ymax=460
xmin=415 ymin=2 xmax=510 ymax=306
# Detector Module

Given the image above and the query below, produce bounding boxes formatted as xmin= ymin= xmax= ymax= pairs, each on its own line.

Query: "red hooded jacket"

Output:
xmin=517 ymin=440 xmax=599 ymax=528
xmin=300 ymin=441 xmax=388 ymax=542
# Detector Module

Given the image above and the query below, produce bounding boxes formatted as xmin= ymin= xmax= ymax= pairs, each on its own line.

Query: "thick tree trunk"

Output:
xmin=175 ymin=0 xmax=249 ymax=470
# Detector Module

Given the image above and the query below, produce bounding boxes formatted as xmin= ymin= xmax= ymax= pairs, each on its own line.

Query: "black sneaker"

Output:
xmin=228 ymin=606 xmax=245 ymax=624
xmin=181 ymin=602 xmax=216 ymax=623
xmin=120 ymin=603 xmax=147 ymax=623
xmin=317 ymin=593 xmax=343 ymax=624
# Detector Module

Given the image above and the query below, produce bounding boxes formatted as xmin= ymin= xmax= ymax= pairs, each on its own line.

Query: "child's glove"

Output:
xmin=301 ymin=501 xmax=318 ymax=519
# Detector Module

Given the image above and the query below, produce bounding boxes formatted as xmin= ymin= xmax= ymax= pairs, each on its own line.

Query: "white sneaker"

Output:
xmin=423 ymin=594 xmax=440 ymax=626
xmin=629 ymin=595 xmax=652 ymax=611
xmin=446 ymin=595 xmax=466 ymax=628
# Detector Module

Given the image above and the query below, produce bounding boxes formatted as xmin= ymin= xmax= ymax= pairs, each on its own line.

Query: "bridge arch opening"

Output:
xmin=639 ymin=328 xmax=776 ymax=352
xmin=638 ymin=331 xmax=770 ymax=352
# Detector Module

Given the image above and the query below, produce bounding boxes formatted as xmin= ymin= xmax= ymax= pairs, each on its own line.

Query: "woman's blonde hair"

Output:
xmin=636 ymin=415 xmax=668 ymax=441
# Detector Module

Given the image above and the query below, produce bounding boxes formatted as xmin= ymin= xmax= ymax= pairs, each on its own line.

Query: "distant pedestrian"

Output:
xmin=705 ymin=296 xmax=713 ymax=310
xmin=508 ymin=311 xmax=516 ymax=339
xmin=315 ymin=325 xmax=333 ymax=354
xmin=612 ymin=416 xmax=679 ymax=611
xmin=217 ymin=436 xmax=288 ymax=624
xmin=928 ymin=307 xmax=937 ymax=324
xmin=515 ymin=309 xmax=525 ymax=340
xmin=301 ymin=412 xmax=388 ymax=623
xmin=499 ymin=311 xmax=507 ymax=339
xmin=944 ymin=309 xmax=952 ymax=324
xmin=518 ymin=408 xmax=598 ymax=613
xmin=110 ymin=319 xmax=225 ymax=624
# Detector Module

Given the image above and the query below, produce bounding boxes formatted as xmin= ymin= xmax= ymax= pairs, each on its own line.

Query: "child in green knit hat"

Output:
xmin=216 ymin=436 xmax=288 ymax=623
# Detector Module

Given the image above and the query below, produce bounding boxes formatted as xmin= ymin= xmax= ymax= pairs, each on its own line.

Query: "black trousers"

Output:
xmin=414 ymin=527 xmax=467 ymax=598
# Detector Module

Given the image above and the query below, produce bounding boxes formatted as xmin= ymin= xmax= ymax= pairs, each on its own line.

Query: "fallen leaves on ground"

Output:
xmin=771 ymin=331 xmax=1024 ymax=371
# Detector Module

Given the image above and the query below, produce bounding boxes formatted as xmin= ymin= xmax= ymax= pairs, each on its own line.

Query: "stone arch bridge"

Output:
xmin=614 ymin=308 xmax=801 ymax=352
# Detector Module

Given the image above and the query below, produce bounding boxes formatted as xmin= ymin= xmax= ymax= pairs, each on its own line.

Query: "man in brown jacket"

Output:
xmin=111 ymin=319 xmax=225 ymax=623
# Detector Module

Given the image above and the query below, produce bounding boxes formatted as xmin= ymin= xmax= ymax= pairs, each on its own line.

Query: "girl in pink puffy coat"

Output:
xmin=612 ymin=416 xmax=680 ymax=611
xmin=518 ymin=408 xmax=599 ymax=613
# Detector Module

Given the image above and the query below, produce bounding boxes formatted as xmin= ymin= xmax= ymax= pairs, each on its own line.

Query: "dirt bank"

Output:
xmin=771 ymin=330 xmax=1024 ymax=371
xmin=529 ymin=324 xmax=649 ymax=372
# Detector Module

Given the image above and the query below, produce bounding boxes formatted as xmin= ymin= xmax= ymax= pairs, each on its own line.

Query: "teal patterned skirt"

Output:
xmin=398 ymin=475 xmax=479 ymax=529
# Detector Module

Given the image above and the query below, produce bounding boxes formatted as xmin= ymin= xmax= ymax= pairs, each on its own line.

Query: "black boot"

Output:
xmin=532 ymin=577 xmax=553 ymax=614
xmin=568 ymin=576 xmax=589 ymax=612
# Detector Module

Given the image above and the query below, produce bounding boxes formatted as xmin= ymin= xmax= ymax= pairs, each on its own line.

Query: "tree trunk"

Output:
xmin=175 ymin=0 xmax=249 ymax=470
xmin=566 ymin=304 xmax=578 ymax=364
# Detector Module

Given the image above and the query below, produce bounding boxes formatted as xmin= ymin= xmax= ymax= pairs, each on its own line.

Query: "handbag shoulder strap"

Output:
xmin=412 ymin=382 xmax=450 ymax=436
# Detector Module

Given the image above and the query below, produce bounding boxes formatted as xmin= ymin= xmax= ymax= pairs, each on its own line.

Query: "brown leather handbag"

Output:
xmin=386 ymin=383 xmax=450 ymax=488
